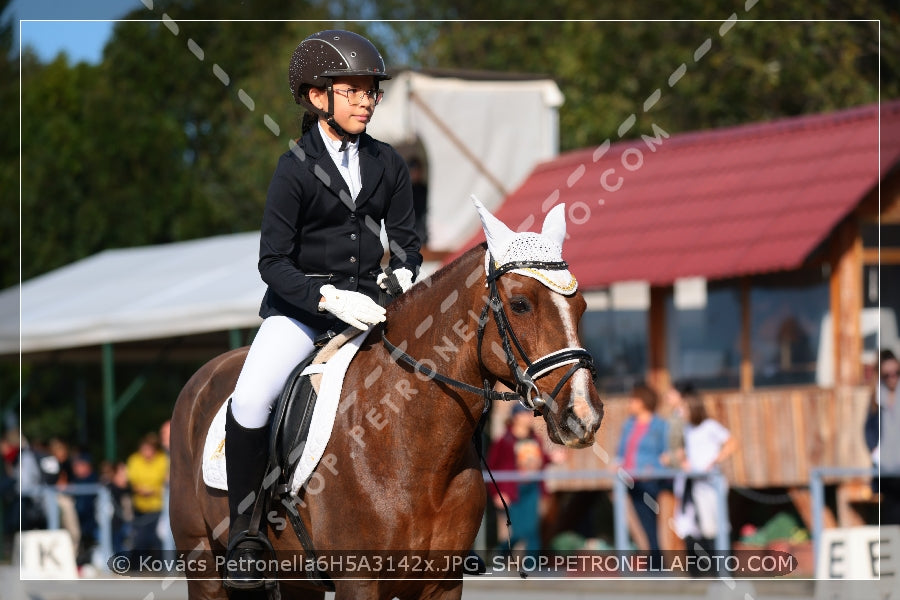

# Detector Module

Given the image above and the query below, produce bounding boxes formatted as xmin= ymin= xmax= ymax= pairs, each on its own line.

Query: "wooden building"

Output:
xmin=480 ymin=100 xmax=900 ymax=547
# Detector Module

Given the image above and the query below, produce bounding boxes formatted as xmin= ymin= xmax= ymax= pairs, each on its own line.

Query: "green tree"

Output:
xmin=20 ymin=53 xmax=107 ymax=278
xmin=362 ymin=1 xmax=898 ymax=150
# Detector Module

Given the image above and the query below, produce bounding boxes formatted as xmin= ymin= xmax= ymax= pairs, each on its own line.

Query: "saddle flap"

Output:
xmin=269 ymin=352 xmax=320 ymax=485
xmin=268 ymin=325 xmax=370 ymax=493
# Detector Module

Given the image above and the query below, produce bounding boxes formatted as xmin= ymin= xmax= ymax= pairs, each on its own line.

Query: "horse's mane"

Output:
xmin=386 ymin=243 xmax=486 ymax=318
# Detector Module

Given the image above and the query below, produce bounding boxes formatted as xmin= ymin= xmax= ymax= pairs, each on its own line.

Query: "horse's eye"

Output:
xmin=510 ymin=297 xmax=532 ymax=314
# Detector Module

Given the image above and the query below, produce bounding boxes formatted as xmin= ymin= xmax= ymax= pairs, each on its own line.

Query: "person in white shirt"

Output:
xmin=673 ymin=391 xmax=737 ymax=575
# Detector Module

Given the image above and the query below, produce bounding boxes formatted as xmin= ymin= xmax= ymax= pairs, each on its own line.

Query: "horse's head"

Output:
xmin=473 ymin=199 xmax=604 ymax=448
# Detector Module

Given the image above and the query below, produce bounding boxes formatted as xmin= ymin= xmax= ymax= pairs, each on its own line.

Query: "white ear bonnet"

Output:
xmin=473 ymin=196 xmax=578 ymax=295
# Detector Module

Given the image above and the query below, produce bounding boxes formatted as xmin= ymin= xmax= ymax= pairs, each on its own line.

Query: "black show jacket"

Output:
xmin=258 ymin=126 xmax=423 ymax=331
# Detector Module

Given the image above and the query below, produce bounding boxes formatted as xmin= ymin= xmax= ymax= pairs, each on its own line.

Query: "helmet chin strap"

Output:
xmin=325 ymin=117 xmax=358 ymax=151
xmin=301 ymin=83 xmax=360 ymax=151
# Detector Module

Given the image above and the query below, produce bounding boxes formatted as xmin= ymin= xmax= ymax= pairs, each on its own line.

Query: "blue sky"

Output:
xmin=4 ymin=4 xmax=413 ymax=67
xmin=4 ymin=0 xmax=147 ymax=63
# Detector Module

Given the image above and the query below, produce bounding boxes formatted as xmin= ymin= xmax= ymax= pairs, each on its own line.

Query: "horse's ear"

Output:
xmin=472 ymin=195 xmax=515 ymax=259
xmin=541 ymin=203 xmax=567 ymax=248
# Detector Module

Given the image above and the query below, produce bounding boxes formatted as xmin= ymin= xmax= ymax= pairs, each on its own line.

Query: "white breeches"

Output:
xmin=230 ymin=315 xmax=318 ymax=428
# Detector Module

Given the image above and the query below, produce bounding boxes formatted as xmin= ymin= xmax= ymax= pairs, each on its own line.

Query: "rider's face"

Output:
xmin=309 ymin=76 xmax=378 ymax=140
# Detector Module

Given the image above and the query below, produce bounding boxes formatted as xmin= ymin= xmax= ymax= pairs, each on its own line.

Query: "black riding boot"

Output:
xmin=224 ymin=400 xmax=271 ymax=589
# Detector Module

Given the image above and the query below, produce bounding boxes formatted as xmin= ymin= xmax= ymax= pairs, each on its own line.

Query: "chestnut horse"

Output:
xmin=170 ymin=216 xmax=603 ymax=599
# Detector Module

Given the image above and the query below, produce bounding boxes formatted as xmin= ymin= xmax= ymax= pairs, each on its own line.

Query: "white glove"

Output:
xmin=377 ymin=268 xmax=414 ymax=293
xmin=318 ymin=284 xmax=386 ymax=330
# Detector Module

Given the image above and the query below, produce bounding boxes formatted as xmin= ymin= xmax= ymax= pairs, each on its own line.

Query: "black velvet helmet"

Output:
xmin=288 ymin=30 xmax=391 ymax=106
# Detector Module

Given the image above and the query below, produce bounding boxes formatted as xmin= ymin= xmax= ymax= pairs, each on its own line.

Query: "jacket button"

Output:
xmin=349 ymin=212 xmax=357 ymax=220
xmin=349 ymin=256 xmax=357 ymax=263
xmin=349 ymin=276 xmax=355 ymax=283
xmin=350 ymin=233 xmax=358 ymax=241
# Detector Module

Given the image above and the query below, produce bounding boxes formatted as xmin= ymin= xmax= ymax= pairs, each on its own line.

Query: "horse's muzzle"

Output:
xmin=544 ymin=391 xmax=603 ymax=449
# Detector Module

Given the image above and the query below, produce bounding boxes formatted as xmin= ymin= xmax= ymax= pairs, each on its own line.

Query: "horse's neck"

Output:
xmin=384 ymin=249 xmax=488 ymax=438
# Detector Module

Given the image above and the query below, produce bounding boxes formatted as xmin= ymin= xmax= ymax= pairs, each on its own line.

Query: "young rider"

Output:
xmin=224 ymin=29 xmax=422 ymax=587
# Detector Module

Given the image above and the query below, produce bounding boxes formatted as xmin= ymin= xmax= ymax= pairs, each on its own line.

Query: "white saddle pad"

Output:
xmin=202 ymin=327 xmax=370 ymax=494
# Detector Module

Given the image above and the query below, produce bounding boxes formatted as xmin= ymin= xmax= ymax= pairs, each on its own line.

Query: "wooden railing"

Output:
xmin=521 ymin=385 xmax=873 ymax=491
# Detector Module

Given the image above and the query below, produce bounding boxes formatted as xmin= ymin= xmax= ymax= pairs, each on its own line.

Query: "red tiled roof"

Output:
xmin=465 ymin=101 xmax=900 ymax=289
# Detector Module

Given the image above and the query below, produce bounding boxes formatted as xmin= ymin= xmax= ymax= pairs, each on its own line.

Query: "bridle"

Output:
xmin=381 ymin=253 xmax=597 ymax=413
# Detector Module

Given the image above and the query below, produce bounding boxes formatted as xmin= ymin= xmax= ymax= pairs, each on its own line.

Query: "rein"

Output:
xmin=381 ymin=333 xmax=521 ymax=405
xmin=381 ymin=252 xmax=597 ymax=412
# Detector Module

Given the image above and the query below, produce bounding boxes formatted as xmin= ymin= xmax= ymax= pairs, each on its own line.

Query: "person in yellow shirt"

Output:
xmin=126 ymin=432 xmax=169 ymax=564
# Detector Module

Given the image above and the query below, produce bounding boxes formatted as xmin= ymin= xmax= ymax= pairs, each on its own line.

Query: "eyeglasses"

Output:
xmin=332 ymin=87 xmax=384 ymax=106
xmin=883 ymin=369 xmax=899 ymax=380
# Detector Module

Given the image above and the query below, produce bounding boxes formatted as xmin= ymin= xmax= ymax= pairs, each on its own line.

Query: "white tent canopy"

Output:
xmin=367 ymin=70 xmax=563 ymax=250
xmin=0 ymin=233 xmax=267 ymax=355
xmin=1 ymin=233 xmax=447 ymax=356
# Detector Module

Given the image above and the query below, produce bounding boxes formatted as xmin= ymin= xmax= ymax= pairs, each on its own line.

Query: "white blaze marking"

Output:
xmin=550 ymin=293 xmax=594 ymax=422
xmin=551 ymin=293 xmax=579 ymax=347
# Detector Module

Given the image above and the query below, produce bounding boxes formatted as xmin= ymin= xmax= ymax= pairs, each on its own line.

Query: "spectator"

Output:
xmin=659 ymin=381 xmax=695 ymax=552
xmin=40 ymin=438 xmax=81 ymax=552
xmin=1 ymin=429 xmax=20 ymax=531
xmin=1 ymin=428 xmax=45 ymax=532
xmin=487 ymin=403 xmax=550 ymax=554
xmin=615 ymin=384 xmax=669 ymax=566
xmin=865 ymin=349 xmax=900 ymax=525
xmin=156 ymin=420 xmax=176 ymax=558
xmin=126 ymin=432 xmax=169 ymax=564
xmin=663 ymin=382 xmax=694 ymax=468
xmin=71 ymin=451 xmax=99 ymax=565
xmin=673 ymin=391 xmax=737 ymax=575
xmin=100 ymin=460 xmax=132 ymax=556
xmin=159 ymin=420 xmax=170 ymax=453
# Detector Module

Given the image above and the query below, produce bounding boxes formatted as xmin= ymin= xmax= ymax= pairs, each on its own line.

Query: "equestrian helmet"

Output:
xmin=288 ymin=30 xmax=391 ymax=105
